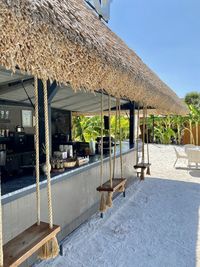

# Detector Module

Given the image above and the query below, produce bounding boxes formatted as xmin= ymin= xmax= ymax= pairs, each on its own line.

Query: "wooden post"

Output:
xmin=196 ymin=121 xmax=199 ymax=146
xmin=189 ymin=120 xmax=193 ymax=144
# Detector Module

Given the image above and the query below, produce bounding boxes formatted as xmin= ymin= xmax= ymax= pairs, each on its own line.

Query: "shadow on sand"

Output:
xmin=138 ymin=177 xmax=200 ymax=267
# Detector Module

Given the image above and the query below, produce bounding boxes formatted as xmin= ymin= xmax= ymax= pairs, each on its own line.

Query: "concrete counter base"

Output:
xmin=2 ymin=148 xmax=137 ymax=266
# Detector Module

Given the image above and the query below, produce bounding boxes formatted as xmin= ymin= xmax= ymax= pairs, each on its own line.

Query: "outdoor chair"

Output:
xmin=187 ymin=149 xmax=200 ymax=168
xmin=173 ymin=147 xmax=188 ymax=167
xmin=184 ymin=144 xmax=195 ymax=154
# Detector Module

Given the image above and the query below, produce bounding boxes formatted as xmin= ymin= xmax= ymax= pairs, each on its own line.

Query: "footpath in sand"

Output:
xmin=37 ymin=145 xmax=200 ymax=267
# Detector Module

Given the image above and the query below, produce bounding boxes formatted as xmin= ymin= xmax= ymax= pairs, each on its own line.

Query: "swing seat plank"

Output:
xmin=97 ymin=178 xmax=127 ymax=192
xmin=4 ymin=222 xmax=60 ymax=267
xmin=134 ymin=163 xmax=151 ymax=169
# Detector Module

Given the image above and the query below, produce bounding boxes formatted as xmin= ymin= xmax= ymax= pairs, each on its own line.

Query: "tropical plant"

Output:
xmin=72 ymin=116 xmax=86 ymax=142
xmin=185 ymin=92 xmax=200 ymax=109
xmin=72 ymin=115 xmax=129 ymax=142
xmin=188 ymin=104 xmax=200 ymax=145
xmin=152 ymin=116 xmax=176 ymax=144
xmin=171 ymin=115 xmax=186 ymax=145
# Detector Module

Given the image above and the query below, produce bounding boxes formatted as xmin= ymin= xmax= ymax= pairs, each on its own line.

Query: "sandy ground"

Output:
xmin=36 ymin=145 xmax=200 ymax=267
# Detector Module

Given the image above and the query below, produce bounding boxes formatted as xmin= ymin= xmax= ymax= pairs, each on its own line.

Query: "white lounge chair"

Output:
xmin=173 ymin=147 xmax=188 ymax=167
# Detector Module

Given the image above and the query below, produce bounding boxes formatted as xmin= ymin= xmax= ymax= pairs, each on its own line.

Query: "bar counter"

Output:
xmin=2 ymin=142 xmax=133 ymax=198
xmin=2 ymin=143 xmax=137 ymax=266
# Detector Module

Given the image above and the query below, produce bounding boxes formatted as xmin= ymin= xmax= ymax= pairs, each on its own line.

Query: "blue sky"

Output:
xmin=108 ymin=0 xmax=200 ymax=98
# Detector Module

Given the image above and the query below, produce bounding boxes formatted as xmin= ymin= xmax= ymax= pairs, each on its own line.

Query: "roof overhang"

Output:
xmin=0 ymin=0 xmax=187 ymax=115
xmin=0 ymin=68 xmax=128 ymax=113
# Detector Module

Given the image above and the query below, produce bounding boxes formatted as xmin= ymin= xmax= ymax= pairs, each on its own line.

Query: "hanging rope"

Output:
xmin=39 ymin=79 xmax=59 ymax=259
xmin=108 ymin=95 xmax=112 ymax=188
xmin=146 ymin=107 xmax=150 ymax=163
xmin=117 ymin=98 xmax=125 ymax=193
xmin=0 ymin=170 xmax=3 ymax=267
xmin=142 ymin=105 xmax=145 ymax=164
xmin=99 ymin=91 xmax=107 ymax=213
xmin=119 ymin=99 xmax=123 ymax=178
xmin=34 ymin=76 xmax=41 ymax=226
xmin=112 ymin=98 xmax=118 ymax=179
xmin=43 ymin=80 xmax=53 ymax=229
xmin=146 ymin=107 xmax=151 ymax=175
xmin=100 ymin=91 xmax=104 ymax=187
xmin=106 ymin=94 xmax=113 ymax=207
xmin=136 ymin=104 xmax=140 ymax=165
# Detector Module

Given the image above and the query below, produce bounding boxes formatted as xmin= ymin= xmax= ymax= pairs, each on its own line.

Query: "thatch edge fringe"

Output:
xmin=0 ymin=0 xmax=187 ymax=115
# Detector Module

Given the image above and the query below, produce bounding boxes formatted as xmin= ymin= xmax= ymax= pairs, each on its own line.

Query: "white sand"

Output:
xmin=37 ymin=145 xmax=200 ymax=267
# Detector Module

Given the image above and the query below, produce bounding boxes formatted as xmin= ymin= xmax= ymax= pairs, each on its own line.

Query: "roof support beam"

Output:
xmin=0 ymin=78 xmax=34 ymax=96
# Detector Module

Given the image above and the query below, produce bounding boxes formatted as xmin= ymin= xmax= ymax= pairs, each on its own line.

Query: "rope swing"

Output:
xmin=134 ymin=104 xmax=151 ymax=180
xmin=106 ymin=95 xmax=113 ymax=208
xmin=0 ymin=78 xmax=60 ymax=267
xmin=99 ymin=91 xmax=107 ymax=213
xmin=97 ymin=94 xmax=127 ymax=217
xmin=145 ymin=107 xmax=151 ymax=175
xmin=136 ymin=103 xmax=140 ymax=166
xmin=38 ymin=79 xmax=59 ymax=260
xmin=117 ymin=99 xmax=125 ymax=193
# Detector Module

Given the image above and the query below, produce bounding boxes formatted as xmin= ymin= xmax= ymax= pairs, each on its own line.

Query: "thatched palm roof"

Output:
xmin=0 ymin=0 xmax=186 ymax=114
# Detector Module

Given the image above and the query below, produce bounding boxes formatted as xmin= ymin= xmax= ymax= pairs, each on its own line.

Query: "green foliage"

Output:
xmin=72 ymin=115 xmax=129 ymax=142
xmin=185 ymin=92 xmax=200 ymax=109
xmin=188 ymin=104 xmax=200 ymax=122
xmin=152 ymin=115 xmax=178 ymax=144
xmin=147 ymin=91 xmax=200 ymax=145
xmin=72 ymin=91 xmax=200 ymax=145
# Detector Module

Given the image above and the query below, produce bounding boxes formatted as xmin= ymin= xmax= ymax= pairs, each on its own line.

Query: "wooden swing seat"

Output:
xmin=96 ymin=178 xmax=127 ymax=192
xmin=3 ymin=222 xmax=60 ymax=267
xmin=134 ymin=163 xmax=151 ymax=170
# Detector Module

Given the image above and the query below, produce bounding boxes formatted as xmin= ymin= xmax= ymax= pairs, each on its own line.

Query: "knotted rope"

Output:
xmin=108 ymin=95 xmax=112 ymax=188
xmin=34 ymin=76 xmax=41 ymax=226
xmin=39 ymin=80 xmax=59 ymax=259
xmin=112 ymin=98 xmax=118 ymax=179
xmin=118 ymin=99 xmax=123 ymax=178
xmin=99 ymin=91 xmax=107 ymax=213
xmin=146 ymin=107 xmax=151 ymax=175
xmin=100 ymin=91 xmax=104 ymax=187
xmin=136 ymin=104 xmax=140 ymax=165
xmin=146 ymin=107 xmax=150 ymax=165
xmin=106 ymin=94 xmax=113 ymax=208
xmin=142 ymin=106 xmax=145 ymax=164
xmin=43 ymin=80 xmax=53 ymax=229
